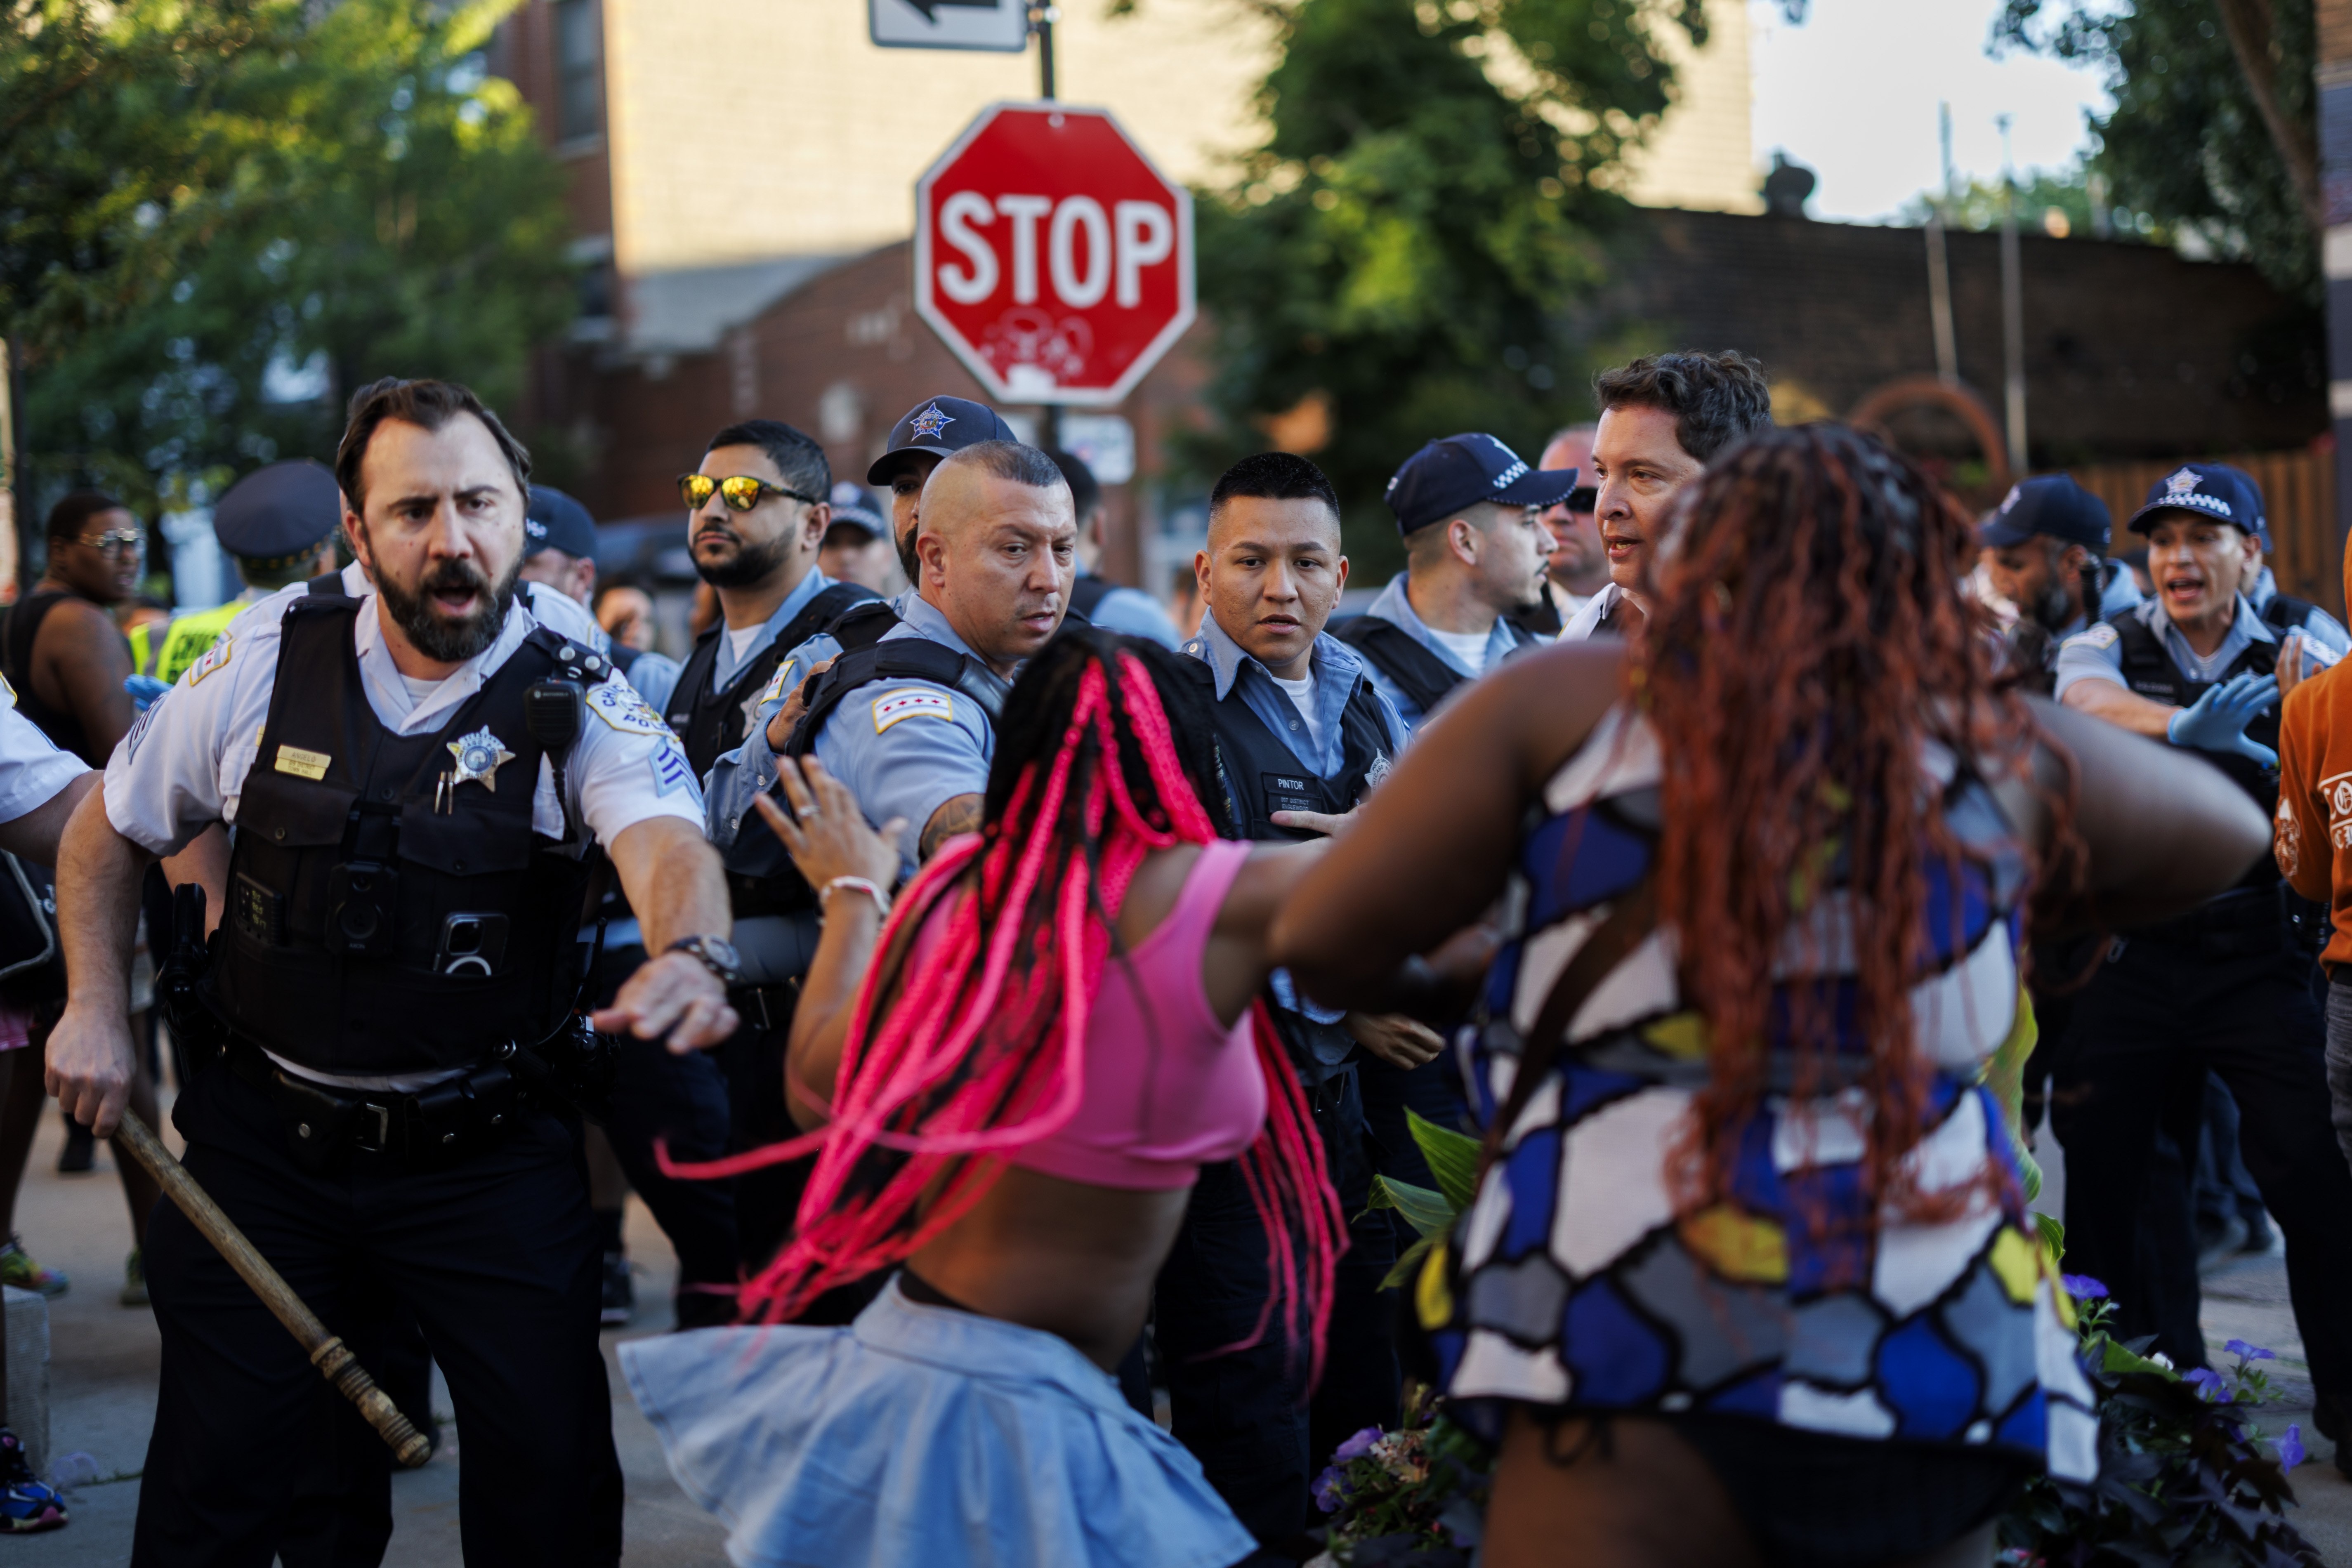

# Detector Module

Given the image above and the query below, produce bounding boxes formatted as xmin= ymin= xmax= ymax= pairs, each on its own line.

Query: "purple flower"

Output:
xmin=2279 ymin=1424 xmax=2307 ymax=1471
xmin=1312 ymin=1466 xmax=1348 ymax=1513
xmin=2227 ymin=1339 xmax=2278 ymax=1362
xmin=1332 ymin=1426 xmax=1384 ymax=1463
xmin=2185 ymin=1367 xmax=2233 ymax=1403
xmin=2061 ymin=1275 xmax=2108 ymax=1301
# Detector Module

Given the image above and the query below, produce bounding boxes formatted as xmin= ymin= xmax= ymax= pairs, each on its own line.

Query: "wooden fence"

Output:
xmin=2067 ymin=446 xmax=2342 ymax=620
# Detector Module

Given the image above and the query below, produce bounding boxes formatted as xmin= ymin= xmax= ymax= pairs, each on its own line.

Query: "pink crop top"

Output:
xmin=911 ymin=838 xmax=1267 ymax=1191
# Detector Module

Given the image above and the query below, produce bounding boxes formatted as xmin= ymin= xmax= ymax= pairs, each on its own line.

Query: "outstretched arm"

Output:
xmin=47 ymin=783 xmax=154 ymax=1134
xmin=591 ymin=816 xmax=739 ymax=1052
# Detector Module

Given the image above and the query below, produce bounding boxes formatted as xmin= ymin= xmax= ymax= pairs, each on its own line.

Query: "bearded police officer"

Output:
xmin=1979 ymin=474 xmax=2142 ymax=690
xmin=1338 ymin=434 xmax=1568 ymax=733
xmin=46 ymin=377 xmax=739 ymax=1566
xmin=2050 ymin=461 xmax=2352 ymax=1450
xmin=1157 ymin=451 xmax=1424 ymax=1550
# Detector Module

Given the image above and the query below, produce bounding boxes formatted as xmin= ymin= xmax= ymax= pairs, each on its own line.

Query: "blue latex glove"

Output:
xmin=2165 ymin=669 xmax=2279 ymax=766
xmin=124 ymin=674 xmax=170 ymax=714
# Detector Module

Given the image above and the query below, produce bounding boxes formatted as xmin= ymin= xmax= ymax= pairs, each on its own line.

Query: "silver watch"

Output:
xmin=664 ymin=934 xmax=743 ymax=988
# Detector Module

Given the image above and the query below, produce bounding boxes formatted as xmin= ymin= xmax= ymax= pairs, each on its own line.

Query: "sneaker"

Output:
xmin=120 ymin=1249 xmax=147 ymax=1308
xmin=599 ymin=1252 xmax=634 ymax=1327
xmin=0 ymin=1238 xmax=66 ymax=1299
xmin=54 ymin=1118 xmax=92 ymax=1175
xmin=0 ymin=1429 xmax=66 ymax=1533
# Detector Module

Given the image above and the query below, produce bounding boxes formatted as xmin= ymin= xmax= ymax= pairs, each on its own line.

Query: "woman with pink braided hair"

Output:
xmin=621 ymin=629 xmax=1347 ymax=1568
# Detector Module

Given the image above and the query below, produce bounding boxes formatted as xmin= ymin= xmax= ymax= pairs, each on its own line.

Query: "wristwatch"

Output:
xmin=664 ymin=934 xmax=743 ymax=989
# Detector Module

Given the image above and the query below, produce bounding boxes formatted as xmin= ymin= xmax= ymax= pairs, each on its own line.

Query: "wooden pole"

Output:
xmin=111 ymin=1111 xmax=432 ymax=1469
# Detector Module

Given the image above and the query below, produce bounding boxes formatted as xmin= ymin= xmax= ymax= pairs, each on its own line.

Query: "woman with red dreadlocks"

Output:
xmin=620 ymin=628 xmax=1345 ymax=1568
xmin=1272 ymin=424 xmax=2271 ymax=1568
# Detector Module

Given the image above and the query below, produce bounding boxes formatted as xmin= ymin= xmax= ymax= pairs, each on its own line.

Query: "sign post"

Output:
xmin=912 ymin=103 xmax=1196 ymax=409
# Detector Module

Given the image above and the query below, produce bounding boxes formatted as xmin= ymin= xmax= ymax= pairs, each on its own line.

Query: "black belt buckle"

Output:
xmin=353 ymin=1101 xmax=394 ymax=1155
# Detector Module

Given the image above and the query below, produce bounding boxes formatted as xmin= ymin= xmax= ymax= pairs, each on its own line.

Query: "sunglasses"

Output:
xmin=678 ymin=474 xmax=821 ymax=513
xmin=1562 ymin=487 xmax=1597 ymax=514
xmin=73 ymin=529 xmax=144 ymax=555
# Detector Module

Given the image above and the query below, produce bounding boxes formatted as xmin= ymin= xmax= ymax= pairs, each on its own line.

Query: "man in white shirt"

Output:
xmin=45 ymin=377 xmax=737 ymax=1566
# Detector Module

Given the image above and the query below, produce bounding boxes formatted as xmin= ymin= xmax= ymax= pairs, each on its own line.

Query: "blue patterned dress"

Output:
xmin=1426 ymin=703 xmax=2097 ymax=1483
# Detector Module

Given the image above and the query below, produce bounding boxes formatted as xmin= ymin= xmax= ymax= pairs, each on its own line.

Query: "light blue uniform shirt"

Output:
xmin=2053 ymin=594 xmax=2345 ymax=704
xmin=618 ymin=650 xmax=682 ymax=716
xmin=1182 ymin=610 xmax=1408 ymax=778
xmin=1076 ymin=572 xmax=1182 ymax=648
xmin=1356 ymin=574 xmax=1528 ymax=734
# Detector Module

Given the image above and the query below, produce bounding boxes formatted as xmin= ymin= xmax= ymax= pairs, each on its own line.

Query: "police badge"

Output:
xmin=448 ymin=728 xmax=516 ymax=789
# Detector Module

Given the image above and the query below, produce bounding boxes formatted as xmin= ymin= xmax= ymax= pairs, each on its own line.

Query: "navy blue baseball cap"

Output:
xmin=2206 ymin=462 xmax=2272 ymax=547
xmin=524 ymin=486 xmax=598 ymax=560
xmin=212 ymin=460 xmax=342 ymax=566
xmin=866 ymin=396 xmax=1020 ymax=486
xmin=1977 ymin=475 xmax=2112 ymax=554
xmin=2127 ymin=462 xmax=2260 ymax=537
xmin=825 ymin=481 xmax=887 ymax=541
xmin=1383 ymin=434 xmax=1578 ymax=535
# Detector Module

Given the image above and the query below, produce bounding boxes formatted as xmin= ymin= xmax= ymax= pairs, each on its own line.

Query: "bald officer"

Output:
xmin=46 ymin=376 xmax=738 ymax=1567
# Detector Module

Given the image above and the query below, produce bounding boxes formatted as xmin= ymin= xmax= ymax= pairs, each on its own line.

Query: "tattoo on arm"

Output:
xmin=918 ymin=793 xmax=985 ymax=862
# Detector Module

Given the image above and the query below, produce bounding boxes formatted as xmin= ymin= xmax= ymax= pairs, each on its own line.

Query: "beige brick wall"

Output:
xmin=601 ymin=0 xmax=1755 ymax=276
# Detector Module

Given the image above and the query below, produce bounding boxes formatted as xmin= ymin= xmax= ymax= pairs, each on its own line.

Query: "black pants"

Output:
xmin=2051 ymin=935 xmax=2352 ymax=1400
xmin=715 ymin=1009 xmax=804 ymax=1278
xmin=133 ymin=1061 xmax=623 ymax=1568
xmin=592 ymin=944 xmax=740 ymax=1328
xmin=1155 ymin=1065 xmax=1399 ymax=1547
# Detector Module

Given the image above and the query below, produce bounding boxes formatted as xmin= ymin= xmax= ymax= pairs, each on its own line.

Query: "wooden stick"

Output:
xmin=111 ymin=1111 xmax=432 ymax=1469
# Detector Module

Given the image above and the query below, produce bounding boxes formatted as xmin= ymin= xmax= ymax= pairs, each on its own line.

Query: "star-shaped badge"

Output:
xmin=908 ymin=402 xmax=955 ymax=441
xmin=448 ymin=728 xmax=516 ymax=790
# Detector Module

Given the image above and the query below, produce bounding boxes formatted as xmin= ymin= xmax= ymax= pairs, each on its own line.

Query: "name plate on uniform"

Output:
xmin=1262 ymin=771 xmax=1316 ymax=816
xmin=274 ymin=745 xmax=331 ymax=781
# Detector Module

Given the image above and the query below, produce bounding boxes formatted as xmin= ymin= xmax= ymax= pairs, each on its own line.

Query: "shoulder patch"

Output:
xmin=186 ymin=633 xmax=233 ymax=687
xmin=873 ymin=689 xmax=953 ymax=733
xmin=585 ymin=678 xmax=674 ymax=737
xmin=758 ymin=658 xmax=800 ymax=709
xmin=2073 ymin=623 xmax=2121 ymax=652
xmin=651 ymin=743 xmax=698 ymax=799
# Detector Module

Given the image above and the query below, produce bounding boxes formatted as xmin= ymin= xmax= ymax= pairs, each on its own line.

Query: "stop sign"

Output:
xmin=913 ymin=103 xmax=1195 ymax=407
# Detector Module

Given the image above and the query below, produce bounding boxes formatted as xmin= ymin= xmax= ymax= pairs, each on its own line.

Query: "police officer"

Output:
xmin=2050 ymin=460 xmax=2352 ymax=1448
xmin=137 ymin=463 xmax=342 ymax=684
xmin=1979 ymin=474 xmax=2143 ymax=690
xmin=872 ymin=395 xmax=1021 ymax=587
xmin=46 ymin=377 xmax=740 ymax=1566
xmin=1046 ymin=446 xmax=1182 ymax=647
xmin=523 ymin=486 xmax=682 ymax=712
xmin=1338 ymin=434 xmax=1569 ymax=733
xmin=1157 ymin=450 xmax=1421 ymax=1551
xmin=663 ymin=419 xmax=876 ymax=1276
xmin=815 ymin=482 xmax=906 ymax=597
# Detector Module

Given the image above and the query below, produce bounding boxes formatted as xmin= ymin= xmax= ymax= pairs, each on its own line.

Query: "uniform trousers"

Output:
xmin=134 ymin=1059 xmax=623 ymax=1568
xmin=1154 ymin=1064 xmax=1399 ymax=1550
xmin=2050 ymin=935 xmax=2352 ymax=1404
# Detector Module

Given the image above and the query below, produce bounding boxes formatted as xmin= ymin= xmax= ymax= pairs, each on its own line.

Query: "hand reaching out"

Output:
xmin=754 ymin=755 xmax=906 ymax=896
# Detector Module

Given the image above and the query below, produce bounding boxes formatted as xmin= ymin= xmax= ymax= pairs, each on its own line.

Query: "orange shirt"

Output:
xmin=2275 ymin=658 xmax=2352 ymax=969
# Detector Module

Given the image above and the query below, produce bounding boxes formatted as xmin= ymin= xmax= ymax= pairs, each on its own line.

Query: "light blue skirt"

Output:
xmin=620 ymin=1276 xmax=1257 ymax=1568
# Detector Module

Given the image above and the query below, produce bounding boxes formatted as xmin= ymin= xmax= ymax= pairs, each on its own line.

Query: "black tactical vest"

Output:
xmin=1180 ymin=654 xmax=1396 ymax=842
xmin=210 ymin=592 xmax=599 ymax=1074
xmin=1333 ymin=611 xmax=1542 ymax=719
xmin=667 ymin=581 xmax=879 ymax=780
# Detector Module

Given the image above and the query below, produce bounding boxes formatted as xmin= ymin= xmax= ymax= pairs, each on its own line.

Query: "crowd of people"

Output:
xmin=0 ymin=345 xmax=2328 ymax=1567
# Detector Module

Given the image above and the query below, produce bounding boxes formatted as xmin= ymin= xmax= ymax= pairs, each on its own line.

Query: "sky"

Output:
xmin=1747 ymin=0 xmax=2116 ymax=222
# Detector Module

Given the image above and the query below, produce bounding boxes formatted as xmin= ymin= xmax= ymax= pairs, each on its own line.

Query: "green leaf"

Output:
xmin=2100 ymin=1335 xmax=2179 ymax=1381
xmin=1406 ymin=1108 xmax=1480 ymax=1214
xmin=2034 ymin=1210 xmax=2065 ymax=1266
xmin=1365 ymin=1175 xmax=1454 ymax=1238
xmin=1379 ymin=1231 xmax=1438 ymax=1292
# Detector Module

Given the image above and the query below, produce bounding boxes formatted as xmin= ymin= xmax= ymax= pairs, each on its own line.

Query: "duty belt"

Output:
xmin=224 ymin=1035 xmax=532 ymax=1169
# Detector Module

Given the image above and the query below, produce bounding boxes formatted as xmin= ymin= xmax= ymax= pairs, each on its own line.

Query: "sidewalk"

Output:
xmin=0 ymin=1102 xmax=728 ymax=1566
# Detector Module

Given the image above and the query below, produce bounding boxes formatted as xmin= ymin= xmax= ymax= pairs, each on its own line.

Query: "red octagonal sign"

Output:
xmin=914 ymin=103 xmax=1196 ymax=407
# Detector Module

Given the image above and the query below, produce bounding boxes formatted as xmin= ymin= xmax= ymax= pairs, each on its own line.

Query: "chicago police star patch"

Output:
xmin=873 ymin=689 xmax=953 ymax=733
xmin=585 ymin=680 xmax=673 ymax=737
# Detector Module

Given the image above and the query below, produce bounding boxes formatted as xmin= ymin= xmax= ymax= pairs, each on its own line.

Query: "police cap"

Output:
xmin=866 ymin=397 xmax=1019 ymax=486
xmin=213 ymin=460 xmax=342 ymax=567
xmin=1977 ymin=475 xmax=2111 ymax=554
xmin=524 ymin=487 xmax=598 ymax=560
xmin=2126 ymin=462 xmax=2260 ymax=538
xmin=1383 ymin=434 xmax=1578 ymax=535
xmin=825 ymin=481 xmax=887 ymax=542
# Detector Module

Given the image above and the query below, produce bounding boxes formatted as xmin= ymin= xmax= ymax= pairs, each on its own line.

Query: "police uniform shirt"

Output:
xmin=1075 ymin=572 xmax=1182 ymax=648
xmin=2053 ymin=594 xmax=2346 ymax=704
xmin=1355 ymin=573 xmax=1529 ymax=734
xmin=704 ymin=584 xmax=921 ymax=867
xmin=807 ymin=595 xmax=1002 ymax=870
xmin=1183 ymin=610 xmax=1408 ymax=779
xmin=0 ymin=691 xmax=88 ymax=825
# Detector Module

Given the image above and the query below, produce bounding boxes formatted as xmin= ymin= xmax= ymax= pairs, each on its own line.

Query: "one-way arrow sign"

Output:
xmin=871 ymin=0 xmax=1028 ymax=51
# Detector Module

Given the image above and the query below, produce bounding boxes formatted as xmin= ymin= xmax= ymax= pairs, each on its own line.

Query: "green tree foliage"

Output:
xmin=3 ymin=0 xmax=574 ymax=518
xmin=1995 ymin=0 xmax=2319 ymax=302
xmin=1192 ymin=0 xmax=1708 ymax=567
